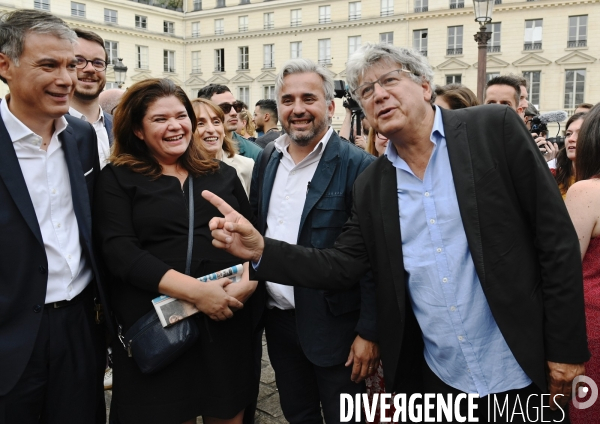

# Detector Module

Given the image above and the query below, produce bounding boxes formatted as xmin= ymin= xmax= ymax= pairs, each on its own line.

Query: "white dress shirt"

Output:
xmin=3 ymin=98 xmax=92 ymax=303
xmin=265 ymin=127 xmax=333 ymax=310
xmin=69 ymin=106 xmax=110 ymax=169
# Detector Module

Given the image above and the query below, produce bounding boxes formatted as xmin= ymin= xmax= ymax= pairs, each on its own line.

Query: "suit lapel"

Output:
xmin=298 ymin=136 xmax=339 ymax=232
xmin=60 ymin=126 xmax=93 ymax=242
xmin=258 ymin=150 xmax=281 ymax=234
xmin=442 ymin=109 xmax=486 ymax=284
xmin=380 ymin=160 xmax=406 ymax=312
xmin=0 ymin=118 xmax=44 ymax=247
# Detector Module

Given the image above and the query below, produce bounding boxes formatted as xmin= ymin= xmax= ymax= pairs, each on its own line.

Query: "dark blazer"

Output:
xmin=0 ymin=115 xmax=110 ymax=396
xmin=103 ymin=112 xmax=114 ymax=146
xmin=250 ymin=132 xmax=378 ymax=366
xmin=255 ymin=105 xmax=590 ymax=392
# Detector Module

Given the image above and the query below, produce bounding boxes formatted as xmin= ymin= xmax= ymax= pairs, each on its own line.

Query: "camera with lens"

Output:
xmin=334 ymin=80 xmax=365 ymax=142
xmin=529 ymin=116 xmax=548 ymax=136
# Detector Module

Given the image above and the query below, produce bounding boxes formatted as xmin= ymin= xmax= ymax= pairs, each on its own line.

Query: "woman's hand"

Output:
xmin=223 ymin=263 xmax=257 ymax=308
xmin=190 ymin=278 xmax=244 ymax=321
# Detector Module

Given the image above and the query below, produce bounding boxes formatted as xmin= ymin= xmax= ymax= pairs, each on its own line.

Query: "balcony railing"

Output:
xmin=263 ymin=62 xmax=275 ymax=68
xmin=349 ymin=13 xmax=361 ymax=20
xmin=494 ymin=0 xmax=502 ymax=4
xmin=215 ymin=65 xmax=225 ymax=72
xmin=239 ymin=25 xmax=248 ymax=32
xmin=264 ymin=22 xmax=274 ymax=29
xmin=449 ymin=2 xmax=464 ymax=8
xmin=239 ymin=63 xmax=249 ymax=70
xmin=191 ymin=67 xmax=201 ymax=73
xmin=447 ymin=48 xmax=463 ymax=55
xmin=319 ymin=17 xmax=331 ymax=23
xmin=414 ymin=6 xmax=428 ymax=12
xmin=291 ymin=19 xmax=302 ymax=26
xmin=567 ymin=40 xmax=587 ymax=48
xmin=381 ymin=8 xmax=394 ymax=15
xmin=191 ymin=31 xmax=200 ymax=37
xmin=215 ymin=28 xmax=224 ymax=35
xmin=524 ymin=42 xmax=542 ymax=50
xmin=419 ymin=49 xmax=428 ymax=56
xmin=129 ymin=0 xmax=183 ymax=11
xmin=318 ymin=58 xmax=332 ymax=65
xmin=487 ymin=45 xmax=501 ymax=53
xmin=164 ymin=67 xmax=175 ymax=73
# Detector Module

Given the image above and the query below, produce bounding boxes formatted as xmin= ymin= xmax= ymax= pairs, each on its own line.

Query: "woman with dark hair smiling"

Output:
xmin=94 ymin=78 xmax=257 ymax=424
xmin=565 ymin=103 xmax=600 ymax=423
xmin=553 ymin=112 xmax=587 ymax=198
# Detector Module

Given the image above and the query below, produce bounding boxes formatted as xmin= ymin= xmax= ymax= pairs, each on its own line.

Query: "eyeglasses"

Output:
xmin=352 ymin=69 xmax=412 ymax=101
xmin=75 ymin=56 xmax=107 ymax=72
xmin=218 ymin=101 xmax=244 ymax=114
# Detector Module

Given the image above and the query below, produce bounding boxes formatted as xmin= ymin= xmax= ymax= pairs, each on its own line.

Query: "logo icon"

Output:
xmin=572 ymin=375 xmax=598 ymax=410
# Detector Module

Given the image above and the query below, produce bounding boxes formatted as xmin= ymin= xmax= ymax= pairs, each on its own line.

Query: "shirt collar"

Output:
xmin=69 ymin=105 xmax=105 ymax=124
xmin=384 ymin=105 xmax=445 ymax=164
xmin=274 ymin=126 xmax=333 ymax=158
xmin=2 ymin=95 xmax=68 ymax=144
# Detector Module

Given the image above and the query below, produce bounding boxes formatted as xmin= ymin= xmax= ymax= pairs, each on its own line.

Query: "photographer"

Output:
xmin=339 ymin=107 xmax=370 ymax=149
xmin=525 ymin=103 xmax=560 ymax=166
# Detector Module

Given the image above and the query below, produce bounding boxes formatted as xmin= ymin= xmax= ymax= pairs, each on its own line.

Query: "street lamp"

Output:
xmin=113 ymin=58 xmax=128 ymax=89
xmin=473 ymin=0 xmax=495 ymax=103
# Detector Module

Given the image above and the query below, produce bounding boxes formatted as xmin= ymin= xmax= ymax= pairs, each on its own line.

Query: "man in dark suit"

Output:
xmin=70 ymin=28 xmax=114 ymax=168
xmin=203 ymin=43 xmax=589 ymax=422
xmin=0 ymin=10 xmax=109 ymax=424
xmin=249 ymin=59 xmax=378 ymax=424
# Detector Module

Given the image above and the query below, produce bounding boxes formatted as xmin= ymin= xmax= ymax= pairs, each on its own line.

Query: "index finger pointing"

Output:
xmin=202 ymin=190 xmax=235 ymax=216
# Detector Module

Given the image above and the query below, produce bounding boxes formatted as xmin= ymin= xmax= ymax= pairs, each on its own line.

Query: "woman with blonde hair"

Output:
xmin=235 ymin=109 xmax=257 ymax=141
xmin=192 ymin=98 xmax=255 ymax=196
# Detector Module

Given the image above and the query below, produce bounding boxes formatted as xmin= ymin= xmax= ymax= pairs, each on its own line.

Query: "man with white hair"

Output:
xmin=248 ymin=58 xmax=378 ymax=424
xmin=203 ymin=43 xmax=588 ymax=422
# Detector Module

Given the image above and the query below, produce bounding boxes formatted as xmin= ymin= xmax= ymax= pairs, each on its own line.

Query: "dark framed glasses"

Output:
xmin=218 ymin=101 xmax=244 ymax=114
xmin=75 ymin=56 xmax=107 ymax=72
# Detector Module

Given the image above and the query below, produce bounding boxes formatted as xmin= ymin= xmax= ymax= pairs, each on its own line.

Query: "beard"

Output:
xmin=74 ymin=79 xmax=106 ymax=102
xmin=283 ymin=113 xmax=329 ymax=147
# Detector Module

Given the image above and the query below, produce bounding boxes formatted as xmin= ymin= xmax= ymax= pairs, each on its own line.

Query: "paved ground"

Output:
xmin=105 ymin=334 xmax=287 ymax=424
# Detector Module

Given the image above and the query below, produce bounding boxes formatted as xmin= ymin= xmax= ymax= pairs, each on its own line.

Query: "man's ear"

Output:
xmin=0 ymin=53 xmax=14 ymax=83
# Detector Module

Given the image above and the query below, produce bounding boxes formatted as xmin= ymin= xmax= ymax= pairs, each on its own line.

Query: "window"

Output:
xmin=263 ymin=85 xmax=275 ymax=99
xmin=239 ymin=46 xmax=249 ymax=70
xmin=104 ymin=9 xmax=117 ymax=24
xmin=192 ymin=22 xmax=200 ymax=37
xmin=380 ymin=32 xmax=394 ymax=44
xmin=264 ymin=44 xmax=275 ymax=68
xmin=193 ymin=0 xmax=202 ymax=10
xmin=164 ymin=50 xmax=175 ymax=73
xmin=523 ymin=71 xmax=540 ymax=106
xmin=318 ymin=39 xmax=331 ymax=65
xmin=215 ymin=49 xmax=225 ymax=72
xmin=381 ymin=0 xmax=394 ymax=15
xmin=486 ymin=72 xmax=500 ymax=81
xmin=447 ymin=26 xmax=463 ymax=55
xmin=524 ymin=19 xmax=543 ymax=50
xmin=291 ymin=9 xmax=302 ymax=27
xmin=449 ymin=0 xmax=464 ymax=8
xmin=494 ymin=0 xmax=502 ymax=4
xmin=216 ymin=0 xmax=225 ymax=7
xmin=487 ymin=22 xmax=501 ymax=52
xmin=564 ymin=69 xmax=585 ymax=109
xmin=104 ymin=41 xmax=118 ymax=65
xmin=414 ymin=0 xmax=427 ymax=12
xmin=349 ymin=2 xmax=361 ymax=20
xmin=192 ymin=51 xmax=201 ymax=73
xmin=413 ymin=29 xmax=428 ymax=56
xmin=240 ymin=0 xmax=250 ymax=4
xmin=215 ymin=19 xmax=224 ymax=35
xmin=290 ymin=41 xmax=302 ymax=58
xmin=136 ymin=45 xmax=149 ymax=70
xmin=164 ymin=21 xmax=174 ymax=34
xmin=264 ymin=13 xmax=274 ymax=30
xmin=71 ymin=2 xmax=85 ymax=17
xmin=348 ymin=36 xmax=361 ymax=57
xmin=238 ymin=87 xmax=250 ymax=105
xmin=568 ymin=15 xmax=587 ymax=48
xmin=446 ymin=74 xmax=462 ymax=84
xmin=135 ymin=15 xmax=147 ymax=29
xmin=34 ymin=0 xmax=50 ymax=11
xmin=239 ymin=16 xmax=248 ymax=32
xmin=319 ymin=6 xmax=331 ymax=24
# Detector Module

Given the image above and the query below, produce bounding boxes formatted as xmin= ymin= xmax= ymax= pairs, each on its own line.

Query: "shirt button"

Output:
xmin=436 ymin=248 xmax=442 ymax=253
xmin=442 ymin=277 xmax=448 ymax=283
xmin=67 ymin=255 xmax=72 ymax=260
xmin=424 ymin=192 xmax=430 ymax=197
xmin=56 ymin=223 xmax=61 ymax=228
xmin=52 ymin=189 xmax=56 ymax=194
xmin=458 ymin=335 xmax=464 ymax=341
xmin=279 ymin=220 xmax=283 ymax=224
xmin=450 ymin=306 xmax=456 ymax=312
xmin=285 ymin=196 xmax=289 ymax=200
xmin=291 ymin=171 xmax=296 ymax=175
xmin=429 ymin=219 xmax=435 ymax=224
xmin=33 ymin=305 xmax=42 ymax=313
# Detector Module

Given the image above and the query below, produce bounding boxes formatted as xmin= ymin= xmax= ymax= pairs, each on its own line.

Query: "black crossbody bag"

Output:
xmin=118 ymin=177 xmax=200 ymax=375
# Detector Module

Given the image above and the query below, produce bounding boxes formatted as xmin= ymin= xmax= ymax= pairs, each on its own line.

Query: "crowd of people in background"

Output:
xmin=1 ymin=7 xmax=600 ymax=424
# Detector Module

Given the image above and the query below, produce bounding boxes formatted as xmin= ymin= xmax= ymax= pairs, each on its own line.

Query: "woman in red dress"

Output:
xmin=566 ymin=104 xmax=600 ymax=423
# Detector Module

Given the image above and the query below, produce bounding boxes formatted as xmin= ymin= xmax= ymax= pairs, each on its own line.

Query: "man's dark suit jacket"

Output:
xmin=103 ymin=111 xmax=114 ymax=146
xmin=0 ymin=115 xmax=110 ymax=396
xmin=250 ymin=132 xmax=378 ymax=366
xmin=254 ymin=105 xmax=590 ymax=393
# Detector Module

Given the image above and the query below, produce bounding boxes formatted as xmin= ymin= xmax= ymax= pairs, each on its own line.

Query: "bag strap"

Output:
xmin=185 ymin=177 xmax=194 ymax=276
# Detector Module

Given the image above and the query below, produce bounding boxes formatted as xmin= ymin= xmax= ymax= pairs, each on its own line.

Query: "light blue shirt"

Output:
xmin=384 ymin=106 xmax=531 ymax=396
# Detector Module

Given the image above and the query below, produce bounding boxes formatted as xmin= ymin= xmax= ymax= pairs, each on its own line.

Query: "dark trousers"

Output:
xmin=423 ymin=364 xmax=569 ymax=424
xmin=0 ymin=292 xmax=105 ymax=424
xmin=265 ymin=307 xmax=365 ymax=424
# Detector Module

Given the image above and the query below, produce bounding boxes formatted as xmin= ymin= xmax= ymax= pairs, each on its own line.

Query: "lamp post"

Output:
xmin=473 ymin=0 xmax=495 ymax=103
xmin=113 ymin=58 xmax=128 ymax=89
